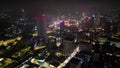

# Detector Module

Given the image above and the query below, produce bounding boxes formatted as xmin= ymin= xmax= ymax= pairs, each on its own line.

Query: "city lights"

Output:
xmin=0 ymin=0 xmax=120 ymax=68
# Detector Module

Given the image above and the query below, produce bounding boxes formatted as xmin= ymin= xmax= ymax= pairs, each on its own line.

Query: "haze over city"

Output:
xmin=0 ymin=0 xmax=120 ymax=68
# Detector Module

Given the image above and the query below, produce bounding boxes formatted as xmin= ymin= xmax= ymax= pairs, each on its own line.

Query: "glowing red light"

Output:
xmin=36 ymin=13 xmax=46 ymax=19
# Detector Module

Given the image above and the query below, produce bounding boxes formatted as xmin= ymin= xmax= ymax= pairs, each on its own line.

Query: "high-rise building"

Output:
xmin=60 ymin=20 xmax=65 ymax=34
xmin=20 ymin=8 xmax=27 ymax=21
xmin=59 ymin=20 xmax=65 ymax=45
xmin=36 ymin=14 xmax=47 ymax=40
xmin=111 ymin=10 xmax=120 ymax=33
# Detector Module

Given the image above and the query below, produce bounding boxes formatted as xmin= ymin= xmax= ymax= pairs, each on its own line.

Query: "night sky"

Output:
xmin=0 ymin=0 xmax=119 ymax=16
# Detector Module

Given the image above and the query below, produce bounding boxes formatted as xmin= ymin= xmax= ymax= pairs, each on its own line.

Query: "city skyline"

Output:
xmin=0 ymin=0 xmax=119 ymax=16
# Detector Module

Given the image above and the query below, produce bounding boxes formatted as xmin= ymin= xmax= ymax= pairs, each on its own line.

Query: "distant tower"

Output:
xmin=59 ymin=20 xmax=65 ymax=45
xmin=36 ymin=13 xmax=47 ymax=40
xmin=60 ymin=20 xmax=65 ymax=34
xmin=82 ymin=12 xmax=86 ymax=19
xmin=19 ymin=9 xmax=28 ymax=26
xmin=22 ymin=9 xmax=25 ymax=16
xmin=97 ymin=12 xmax=101 ymax=26
xmin=21 ymin=8 xmax=26 ymax=21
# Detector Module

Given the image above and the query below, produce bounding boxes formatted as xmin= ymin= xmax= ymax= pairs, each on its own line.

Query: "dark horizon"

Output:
xmin=0 ymin=0 xmax=119 ymax=17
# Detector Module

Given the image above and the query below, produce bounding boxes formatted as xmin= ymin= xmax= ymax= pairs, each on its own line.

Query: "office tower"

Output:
xmin=36 ymin=14 xmax=47 ymax=40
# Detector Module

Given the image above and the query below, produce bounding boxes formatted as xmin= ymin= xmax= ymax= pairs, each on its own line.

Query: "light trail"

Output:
xmin=57 ymin=46 xmax=80 ymax=68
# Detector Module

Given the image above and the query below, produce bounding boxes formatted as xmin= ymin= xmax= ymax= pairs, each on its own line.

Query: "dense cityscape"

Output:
xmin=0 ymin=0 xmax=120 ymax=68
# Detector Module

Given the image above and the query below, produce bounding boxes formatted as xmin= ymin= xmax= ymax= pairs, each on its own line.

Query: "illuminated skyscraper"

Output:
xmin=36 ymin=14 xmax=47 ymax=40
xmin=60 ymin=20 xmax=65 ymax=34
xmin=20 ymin=8 xmax=27 ymax=21
xmin=59 ymin=20 xmax=65 ymax=45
